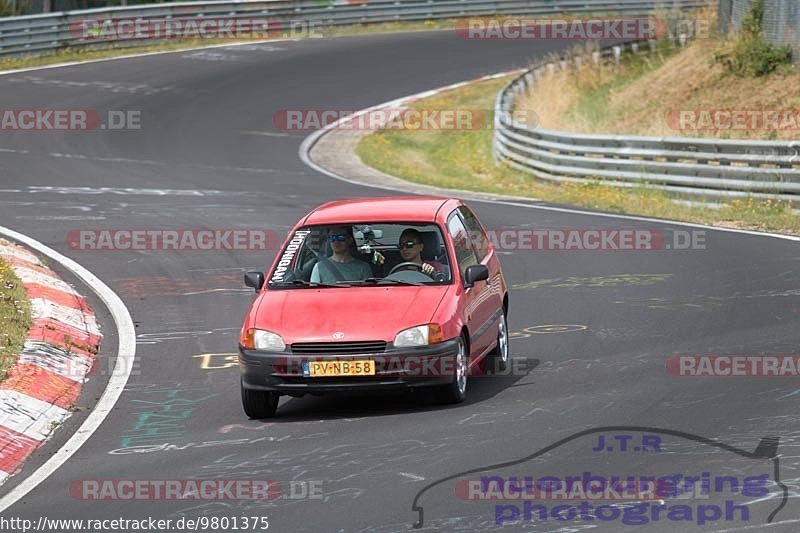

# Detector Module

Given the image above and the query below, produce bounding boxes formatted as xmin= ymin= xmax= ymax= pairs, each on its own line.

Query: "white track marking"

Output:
xmin=0 ymin=28 xmax=457 ymax=78
xmin=0 ymin=225 xmax=136 ymax=513
xmin=299 ymin=74 xmax=800 ymax=244
xmin=0 ymin=38 xmax=300 ymax=77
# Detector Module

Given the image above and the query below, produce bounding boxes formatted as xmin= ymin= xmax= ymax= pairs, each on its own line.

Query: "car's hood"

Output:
xmin=253 ymin=285 xmax=450 ymax=343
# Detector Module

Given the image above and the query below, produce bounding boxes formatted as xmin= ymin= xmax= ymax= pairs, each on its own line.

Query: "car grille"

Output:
xmin=290 ymin=341 xmax=387 ymax=355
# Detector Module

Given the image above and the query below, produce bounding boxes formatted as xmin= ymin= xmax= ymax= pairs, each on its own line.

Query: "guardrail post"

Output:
xmin=612 ymin=45 xmax=621 ymax=65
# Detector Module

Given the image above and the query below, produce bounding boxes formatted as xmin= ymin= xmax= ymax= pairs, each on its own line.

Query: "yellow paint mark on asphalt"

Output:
xmin=193 ymin=353 xmax=238 ymax=370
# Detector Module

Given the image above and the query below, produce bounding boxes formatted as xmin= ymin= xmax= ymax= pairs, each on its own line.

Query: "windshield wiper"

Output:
xmin=272 ymin=280 xmax=351 ymax=288
xmin=354 ymin=278 xmax=423 ymax=286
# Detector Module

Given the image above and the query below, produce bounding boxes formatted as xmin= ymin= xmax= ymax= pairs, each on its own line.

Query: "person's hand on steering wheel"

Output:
xmin=422 ymin=262 xmax=446 ymax=281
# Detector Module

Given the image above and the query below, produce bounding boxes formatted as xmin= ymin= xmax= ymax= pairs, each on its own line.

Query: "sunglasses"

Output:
xmin=328 ymin=234 xmax=349 ymax=242
xmin=398 ymin=241 xmax=421 ymax=249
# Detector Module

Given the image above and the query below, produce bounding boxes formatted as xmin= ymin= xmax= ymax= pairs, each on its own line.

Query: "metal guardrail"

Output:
xmin=0 ymin=0 xmax=712 ymax=57
xmin=493 ymin=41 xmax=800 ymax=204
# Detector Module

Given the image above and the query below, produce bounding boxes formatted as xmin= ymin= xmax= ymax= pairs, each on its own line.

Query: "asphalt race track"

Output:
xmin=1 ymin=30 xmax=799 ymax=532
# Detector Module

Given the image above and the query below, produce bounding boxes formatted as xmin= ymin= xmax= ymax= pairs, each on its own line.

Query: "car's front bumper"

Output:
xmin=239 ymin=338 xmax=459 ymax=395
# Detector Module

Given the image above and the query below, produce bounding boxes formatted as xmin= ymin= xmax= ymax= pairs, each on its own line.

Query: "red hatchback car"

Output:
xmin=238 ymin=197 xmax=509 ymax=417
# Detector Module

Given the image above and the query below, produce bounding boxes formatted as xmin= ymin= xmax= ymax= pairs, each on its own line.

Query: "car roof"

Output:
xmin=302 ymin=196 xmax=460 ymax=225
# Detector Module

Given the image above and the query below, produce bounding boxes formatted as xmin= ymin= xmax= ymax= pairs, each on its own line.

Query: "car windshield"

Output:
xmin=267 ymin=223 xmax=452 ymax=288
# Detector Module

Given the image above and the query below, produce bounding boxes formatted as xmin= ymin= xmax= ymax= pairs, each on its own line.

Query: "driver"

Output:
xmin=310 ymin=226 xmax=373 ymax=283
xmin=396 ymin=228 xmax=445 ymax=277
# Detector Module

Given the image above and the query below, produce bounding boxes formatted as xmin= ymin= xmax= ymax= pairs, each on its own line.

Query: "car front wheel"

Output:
xmin=241 ymin=379 xmax=280 ymax=418
xmin=488 ymin=312 xmax=509 ymax=373
xmin=435 ymin=335 xmax=468 ymax=405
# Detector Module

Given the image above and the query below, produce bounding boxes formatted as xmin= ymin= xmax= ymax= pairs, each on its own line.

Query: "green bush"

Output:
xmin=715 ymin=0 xmax=793 ymax=76
xmin=0 ymin=0 xmax=20 ymax=17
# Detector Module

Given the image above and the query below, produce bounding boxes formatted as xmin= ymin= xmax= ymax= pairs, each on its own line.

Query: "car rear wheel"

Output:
xmin=435 ymin=335 xmax=468 ymax=405
xmin=241 ymin=379 xmax=279 ymax=418
xmin=488 ymin=312 xmax=509 ymax=373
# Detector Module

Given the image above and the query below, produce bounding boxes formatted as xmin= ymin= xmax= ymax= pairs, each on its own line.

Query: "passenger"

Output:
xmin=396 ymin=228 xmax=445 ymax=276
xmin=310 ymin=226 xmax=373 ymax=283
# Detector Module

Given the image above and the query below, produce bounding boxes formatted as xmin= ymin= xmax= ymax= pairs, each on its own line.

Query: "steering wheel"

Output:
xmin=388 ymin=262 xmax=424 ymax=275
xmin=388 ymin=262 xmax=446 ymax=281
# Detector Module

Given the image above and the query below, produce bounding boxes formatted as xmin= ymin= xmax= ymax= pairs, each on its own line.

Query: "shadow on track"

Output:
xmin=260 ymin=357 xmax=541 ymax=422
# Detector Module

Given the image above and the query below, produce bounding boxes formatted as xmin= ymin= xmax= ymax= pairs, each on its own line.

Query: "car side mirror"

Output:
xmin=244 ymin=271 xmax=265 ymax=292
xmin=464 ymin=264 xmax=489 ymax=288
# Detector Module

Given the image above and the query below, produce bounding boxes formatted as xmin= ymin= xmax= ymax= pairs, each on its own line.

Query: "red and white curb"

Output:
xmin=0 ymin=239 xmax=102 ymax=485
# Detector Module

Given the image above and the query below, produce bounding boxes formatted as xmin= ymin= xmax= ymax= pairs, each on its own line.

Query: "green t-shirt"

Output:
xmin=311 ymin=258 xmax=373 ymax=283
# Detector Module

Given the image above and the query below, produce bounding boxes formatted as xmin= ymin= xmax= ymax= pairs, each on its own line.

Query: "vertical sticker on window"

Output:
xmin=270 ymin=230 xmax=310 ymax=282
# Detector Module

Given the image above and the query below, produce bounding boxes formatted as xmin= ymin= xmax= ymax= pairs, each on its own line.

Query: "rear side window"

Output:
xmin=447 ymin=213 xmax=479 ymax=280
xmin=458 ymin=206 xmax=490 ymax=260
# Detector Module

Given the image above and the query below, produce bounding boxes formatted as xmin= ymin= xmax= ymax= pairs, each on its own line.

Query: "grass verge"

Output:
xmin=356 ymin=76 xmax=800 ymax=234
xmin=515 ymin=35 xmax=799 ymax=139
xmin=0 ymin=255 xmax=31 ymax=382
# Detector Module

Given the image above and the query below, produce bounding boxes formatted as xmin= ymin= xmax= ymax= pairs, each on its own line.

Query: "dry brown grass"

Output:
xmin=516 ymin=37 xmax=800 ymax=140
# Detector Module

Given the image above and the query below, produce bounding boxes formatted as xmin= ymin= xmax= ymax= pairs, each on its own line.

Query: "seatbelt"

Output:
xmin=319 ymin=258 xmax=347 ymax=282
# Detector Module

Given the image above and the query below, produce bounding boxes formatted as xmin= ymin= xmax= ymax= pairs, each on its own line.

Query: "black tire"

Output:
xmin=241 ymin=380 xmax=280 ymax=418
xmin=487 ymin=311 xmax=509 ymax=373
xmin=435 ymin=335 xmax=468 ymax=405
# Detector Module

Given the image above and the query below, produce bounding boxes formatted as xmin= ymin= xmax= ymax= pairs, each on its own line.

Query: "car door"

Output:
xmin=458 ymin=205 xmax=505 ymax=340
xmin=446 ymin=210 xmax=495 ymax=359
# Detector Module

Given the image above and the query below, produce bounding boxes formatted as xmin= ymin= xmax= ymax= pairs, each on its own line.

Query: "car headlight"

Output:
xmin=394 ymin=323 xmax=443 ymax=347
xmin=242 ymin=328 xmax=286 ymax=351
